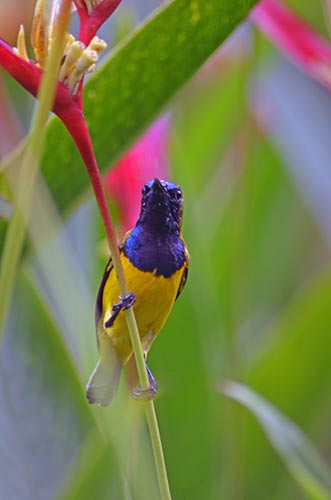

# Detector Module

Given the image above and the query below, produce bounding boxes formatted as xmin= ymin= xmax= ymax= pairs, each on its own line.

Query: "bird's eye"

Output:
xmin=172 ymin=189 xmax=182 ymax=200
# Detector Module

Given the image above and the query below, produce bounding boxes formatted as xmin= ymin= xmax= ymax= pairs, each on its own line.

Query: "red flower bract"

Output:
xmin=0 ymin=38 xmax=80 ymax=123
xmin=105 ymin=114 xmax=171 ymax=233
xmin=251 ymin=0 xmax=331 ymax=90
xmin=74 ymin=0 xmax=121 ymax=45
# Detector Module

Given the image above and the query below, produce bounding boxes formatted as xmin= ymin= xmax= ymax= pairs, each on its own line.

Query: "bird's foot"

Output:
xmin=104 ymin=292 xmax=136 ymax=328
xmin=132 ymin=363 xmax=158 ymax=401
xmin=119 ymin=292 xmax=136 ymax=310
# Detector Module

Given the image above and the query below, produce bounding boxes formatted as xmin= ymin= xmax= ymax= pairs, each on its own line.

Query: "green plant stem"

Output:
xmin=104 ymin=207 xmax=172 ymax=500
xmin=145 ymin=400 xmax=172 ymax=500
xmin=69 ymin=115 xmax=171 ymax=500
xmin=108 ymin=196 xmax=171 ymax=500
xmin=0 ymin=0 xmax=72 ymax=335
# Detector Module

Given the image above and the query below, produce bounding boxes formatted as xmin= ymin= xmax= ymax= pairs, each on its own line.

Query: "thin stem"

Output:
xmin=0 ymin=0 xmax=72 ymax=335
xmin=145 ymin=401 xmax=172 ymax=500
xmin=65 ymin=114 xmax=171 ymax=500
xmin=0 ymin=72 xmax=23 ymax=156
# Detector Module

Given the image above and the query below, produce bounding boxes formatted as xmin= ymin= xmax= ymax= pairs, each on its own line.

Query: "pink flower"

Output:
xmin=251 ymin=0 xmax=331 ymax=90
xmin=105 ymin=115 xmax=171 ymax=232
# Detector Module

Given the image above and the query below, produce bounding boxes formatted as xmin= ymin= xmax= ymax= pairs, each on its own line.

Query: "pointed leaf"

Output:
xmin=0 ymin=0 xmax=259 ymax=253
xmin=222 ymin=381 xmax=331 ymax=500
xmin=1 ymin=0 xmax=258 ymax=215
xmin=0 ymin=274 xmax=95 ymax=500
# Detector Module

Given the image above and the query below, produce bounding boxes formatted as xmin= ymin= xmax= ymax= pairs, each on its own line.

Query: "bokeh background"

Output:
xmin=0 ymin=1 xmax=330 ymax=499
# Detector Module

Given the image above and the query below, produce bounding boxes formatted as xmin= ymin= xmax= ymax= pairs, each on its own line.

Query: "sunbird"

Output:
xmin=86 ymin=178 xmax=189 ymax=406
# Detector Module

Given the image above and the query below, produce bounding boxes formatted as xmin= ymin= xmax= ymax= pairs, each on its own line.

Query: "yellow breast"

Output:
xmin=99 ymin=254 xmax=184 ymax=365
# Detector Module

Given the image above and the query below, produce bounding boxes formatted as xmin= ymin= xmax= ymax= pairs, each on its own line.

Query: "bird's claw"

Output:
xmin=118 ymin=292 xmax=136 ymax=310
xmin=132 ymin=384 xmax=158 ymax=401
xmin=132 ymin=363 xmax=158 ymax=401
xmin=104 ymin=292 xmax=136 ymax=328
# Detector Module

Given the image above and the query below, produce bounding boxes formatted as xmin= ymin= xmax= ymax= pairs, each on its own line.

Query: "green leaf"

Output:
xmin=238 ymin=271 xmax=331 ymax=498
xmin=0 ymin=273 xmax=95 ymax=500
xmin=222 ymin=381 xmax=331 ymax=500
xmin=0 ymin=0 xmax=258 ymax=224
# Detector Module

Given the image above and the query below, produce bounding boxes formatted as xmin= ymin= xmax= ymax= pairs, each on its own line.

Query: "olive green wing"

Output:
xmin=94 ymin=233 xmax=131 ymax=329
xmin=95 ymin=257 xmax=114 ymax=330
xmin=175 ymin=246 xmax=189 ymax=300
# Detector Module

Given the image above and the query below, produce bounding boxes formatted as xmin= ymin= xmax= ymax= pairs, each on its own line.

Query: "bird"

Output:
xmin=86 ymin=178 xmax=189 ymax=406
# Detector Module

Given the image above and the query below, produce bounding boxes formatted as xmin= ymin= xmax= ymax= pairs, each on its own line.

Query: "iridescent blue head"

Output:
xmin=124 ymin=178 xmax=186 ymax=277
xmin=138 ymin=178 xmax=183 ymax=236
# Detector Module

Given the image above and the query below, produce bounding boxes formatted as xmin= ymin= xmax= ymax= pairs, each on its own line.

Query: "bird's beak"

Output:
xmin=151 ymin=178 xmax=165 ymax=193
xmin=145 ymin=178 xmax=169 ymax=213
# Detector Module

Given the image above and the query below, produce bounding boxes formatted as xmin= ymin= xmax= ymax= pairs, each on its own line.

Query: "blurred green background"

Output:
xmin=0 ymin=1 xmax=330 ymax=499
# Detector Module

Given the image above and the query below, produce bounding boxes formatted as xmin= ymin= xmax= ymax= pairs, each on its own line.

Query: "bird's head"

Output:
xmin=137 ymin=178 xmax=183 ymax=236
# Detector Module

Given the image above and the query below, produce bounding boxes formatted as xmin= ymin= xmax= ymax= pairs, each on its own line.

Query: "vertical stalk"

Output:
xmin=66 ymin=115 xmax=172 ymax=500
xmin=145 ymin=400 xmax=172 ymax=500
xmin=0 ymin=0 xmax=72 ymax=335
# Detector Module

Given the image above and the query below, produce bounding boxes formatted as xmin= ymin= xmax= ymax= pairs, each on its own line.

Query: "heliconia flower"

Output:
xmin=2 ymin=0 xmax=107 ymax=101
xmin=0 ymin=0 xmax=120 ymax=171
xmin=0 ymin=0 xmax=123 ymax=232
xmin=104 ymin=114 xmax=171 ymax=233
xmin=250 ymin=0 xmax=331 ymax=90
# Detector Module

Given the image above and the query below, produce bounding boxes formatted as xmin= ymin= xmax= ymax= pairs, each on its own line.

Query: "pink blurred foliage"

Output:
xmin=104 ymin=114 xmax=171 ymax=233
xmin=251 ymin=0 xmax=331 ymax=90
